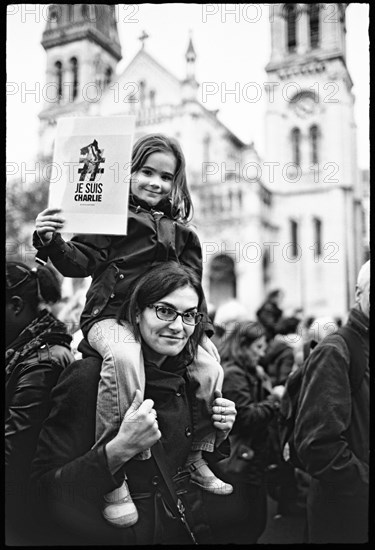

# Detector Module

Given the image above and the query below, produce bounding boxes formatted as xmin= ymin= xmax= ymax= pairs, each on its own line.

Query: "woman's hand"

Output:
xmin=35 ymin=207 xmax=65 ymax=245
xmin=200 ymin=336 xmax=220 ymax=362
xmin=211 ymin=389 xmax=237 ymax=445
xmin=105 ymin=390 xmax=161 ymax=474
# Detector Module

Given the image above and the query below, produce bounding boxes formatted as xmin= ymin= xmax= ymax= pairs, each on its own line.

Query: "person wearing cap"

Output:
xmin=5 ymin=261 xmax=74 ymax=544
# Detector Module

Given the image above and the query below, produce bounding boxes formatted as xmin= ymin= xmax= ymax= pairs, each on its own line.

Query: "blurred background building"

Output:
xmin=8 ymin=3 xmax=369 ymax=322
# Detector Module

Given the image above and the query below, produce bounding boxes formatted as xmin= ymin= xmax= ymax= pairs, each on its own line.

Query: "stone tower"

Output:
xmin=263 ymin=3 xmax=363 ymax=318
xmin=38 ymin=4 xmax=122 ymax=161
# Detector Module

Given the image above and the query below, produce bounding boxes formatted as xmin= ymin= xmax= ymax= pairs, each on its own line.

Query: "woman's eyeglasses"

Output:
xmin=148 ymin=304 xmax=203 ymax=326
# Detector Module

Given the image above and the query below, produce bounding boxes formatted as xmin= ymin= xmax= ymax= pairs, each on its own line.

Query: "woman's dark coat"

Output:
xmin=31 ymin=340 xmax=228 ymax=545
xmin=6 ymin=335 xmax=73 ymax=544
xmin=218 ymin=360 xmax=278 ymax=485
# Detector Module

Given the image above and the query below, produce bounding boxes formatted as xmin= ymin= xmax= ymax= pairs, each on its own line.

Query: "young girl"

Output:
xmin=33 ymin=134 xmax=232 ymax=529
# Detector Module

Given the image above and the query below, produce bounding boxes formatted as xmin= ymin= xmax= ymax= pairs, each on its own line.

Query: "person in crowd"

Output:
xmin=294 ymin=260 xmax=370 ymax=543
xmin=259 ymin=316 xmax=300 ymax=387
xmin=5 ymin=261 xmax=74 ymax=544
xmin=31 ymin=262 xmax=236 ymax=545
xmin=211 ymin=298 xmax=250 ymax=348
xmin=256 ymin=289 xmax=285 ymax=341
xmin=206 ymin=321 xmax=282 ymax=544
xmin=33 ymin=133 xmax=230 ymax=528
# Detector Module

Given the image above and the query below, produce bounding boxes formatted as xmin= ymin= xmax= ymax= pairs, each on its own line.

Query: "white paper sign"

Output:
xmin=48 ymin=115 xmax=136 ymax=235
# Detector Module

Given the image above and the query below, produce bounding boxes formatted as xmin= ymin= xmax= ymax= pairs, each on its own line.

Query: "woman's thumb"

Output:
xmin=214 ymin=389 xmax=222 ymax=399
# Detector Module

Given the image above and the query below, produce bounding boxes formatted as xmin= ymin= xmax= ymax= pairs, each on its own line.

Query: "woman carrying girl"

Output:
xmin=33 ymin=133 xmax=232 ymax=528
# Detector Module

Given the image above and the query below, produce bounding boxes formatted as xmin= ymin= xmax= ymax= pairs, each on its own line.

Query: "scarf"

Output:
xmin=6 ymin=309 xmax=72 ymax=378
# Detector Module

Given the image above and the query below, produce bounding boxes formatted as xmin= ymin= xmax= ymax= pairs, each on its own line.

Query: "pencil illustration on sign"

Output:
xmin=78 ymin=139 xmax=105 ymax=182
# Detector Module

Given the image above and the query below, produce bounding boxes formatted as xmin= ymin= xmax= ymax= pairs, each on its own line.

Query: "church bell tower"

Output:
xmin=38 ymin=4 xmax=122 ymax=161
xmin=263 ymin=4 xmax=363 ymax=318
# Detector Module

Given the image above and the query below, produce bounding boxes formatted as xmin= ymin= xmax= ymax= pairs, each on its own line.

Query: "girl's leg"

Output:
xmin=88 ymin=318 xmax=146 ymax=447
xmin=187 ymin=345 xmax=224 ymax=452
xmin=185 ymin=346 xmax=232 ymax=495
xmin=87 ymin=319 xmax=146 ymax=528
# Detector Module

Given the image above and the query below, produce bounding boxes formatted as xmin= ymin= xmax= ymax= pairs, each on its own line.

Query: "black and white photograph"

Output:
xmin=6 ymin=3 xmax=370 ymax=545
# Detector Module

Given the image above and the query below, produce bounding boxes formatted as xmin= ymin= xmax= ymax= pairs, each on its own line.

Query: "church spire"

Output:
xmin=185 ymin=31 xmax=197 ymax=81
xmin=182 ymin=32 xmax=199 ymax=102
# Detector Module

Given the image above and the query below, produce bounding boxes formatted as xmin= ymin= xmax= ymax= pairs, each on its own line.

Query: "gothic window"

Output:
xmin=313 ymin=217 xmax=322 ymax=257
xmin=54 ymin=61 xmax=63 ymax=102
xmin=291 ymin=128 xmax=301 ymax=166
xmin=290 ymin=219 xmax=299 ymax=258
xmin=285 ymin=4 xmax=297 ymax=53
xmin=139 ymin=80 xmax=146 ymax=108
xmin=70 ymin=57 xmax=78 ymax=101
xmin=309 ymin=124 xmax=319 ymax=164
xmin=309 ymin=4 xmax=320 ymax=49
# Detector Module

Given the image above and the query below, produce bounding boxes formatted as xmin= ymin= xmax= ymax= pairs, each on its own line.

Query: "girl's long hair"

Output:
xmin=131 ymin=134 xmax=193 ymax=223
xmin=218 ymin=321 xmax=266 ymax=367
xmin=117 ymin=262 xmax=204 ymax=357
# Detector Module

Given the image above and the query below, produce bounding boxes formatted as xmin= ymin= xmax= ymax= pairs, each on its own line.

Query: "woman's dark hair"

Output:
xmin=218 ymin=321 xmax=266 ymax=366
xmin=275 ymin=316 xmax=300 ymax=335
xmin=131 ymin=134 xmax=193 ymax=223
xmin=118 ymin=262 xmax=204 ymax=357
xmin=6 ymin=261 xmax=62 ymax=310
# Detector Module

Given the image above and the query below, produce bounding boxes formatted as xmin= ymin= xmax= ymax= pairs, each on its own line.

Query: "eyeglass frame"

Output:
xmin=147 ymin=304 xmax=204 ymax=326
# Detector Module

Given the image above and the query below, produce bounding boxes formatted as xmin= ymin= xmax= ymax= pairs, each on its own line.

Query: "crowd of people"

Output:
xmin=6 ymin=132 xmax=370 ymax=545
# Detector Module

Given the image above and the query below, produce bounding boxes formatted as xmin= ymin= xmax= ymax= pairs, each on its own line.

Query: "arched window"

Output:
xmin=313 ymin=217 xmax=322 ymax=257
xmin=139 ymin=80 xmax=146 ymax=107
xmin=209 ymin=255 xmax=237 ymax=308
xmin=81 ymin=5 xmax=89 ymax=19
xmin=203 ymin=134 xmax=211 ymax=162
xmin=149 ymin=89 xmax=156 ymax=108
xmin=49 ymin=6 xmax=60 ymax=27
xmin=238 ymin=188 xmax=243 ymax=209
xmin=104 ymin=67 xmax=112 ymax=87
xmin=67 ymin=4 xmax=73 ymax=23
xmin=309 ymin=124 xmax=319 ymax=164
xmin=309 ymin=4 xmax=320 ymax=49
xmin=54 ymin=61 xmax=63 ymax=102
xmin=291 ymin=128 xmax=301 ymax=165
xmin=285 ymin=4 xmax=297 ymax=53
xmin=70 ymin=57 xmax=78 ymax=101
xmin=262 ymin=249 xmax=271 ymax=287
xmin=290 ymin=219 xmax=299 ymax=258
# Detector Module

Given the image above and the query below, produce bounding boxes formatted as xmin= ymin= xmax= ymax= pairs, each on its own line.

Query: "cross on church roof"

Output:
xmin=139 ymin=30 xmax=149 ymax=49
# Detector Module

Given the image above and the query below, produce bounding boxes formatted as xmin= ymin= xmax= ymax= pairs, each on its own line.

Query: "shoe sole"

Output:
xmin=190 ymin=479 xmax=234 ymax=495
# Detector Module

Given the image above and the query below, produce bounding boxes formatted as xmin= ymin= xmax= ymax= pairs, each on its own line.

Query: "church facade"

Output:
xmin=38 ymin=4 xmax=368 ymax=320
